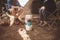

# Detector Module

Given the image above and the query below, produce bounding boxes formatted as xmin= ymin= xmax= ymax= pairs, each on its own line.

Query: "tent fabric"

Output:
xmin=17 ymin=0 xmax=29 ymax=7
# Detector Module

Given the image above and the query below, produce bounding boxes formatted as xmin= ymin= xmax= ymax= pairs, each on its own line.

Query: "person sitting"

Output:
xmin=6 ymin=0 xmax=24 ymax=26
xmin=39 ymin=0 xmax=56 ymax=26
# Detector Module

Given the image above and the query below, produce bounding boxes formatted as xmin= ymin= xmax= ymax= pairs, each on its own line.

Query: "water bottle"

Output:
xmin=25 ymin=15 xmax=32 ymax=31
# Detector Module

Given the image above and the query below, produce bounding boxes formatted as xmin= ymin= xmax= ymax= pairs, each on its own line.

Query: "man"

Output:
xmin=6 ymin=0 xmax=24 ymax=26
xmin=39 ymin=0 xmax=56 ymax=26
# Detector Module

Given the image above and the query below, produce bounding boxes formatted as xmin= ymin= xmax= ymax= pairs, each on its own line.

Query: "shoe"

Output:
xmin=41 ymin=21 xmax=47 ymax=26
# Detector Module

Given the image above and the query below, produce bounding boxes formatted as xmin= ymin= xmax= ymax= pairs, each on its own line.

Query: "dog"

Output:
xmin=6 ymin=6 xmax=24 ymax=26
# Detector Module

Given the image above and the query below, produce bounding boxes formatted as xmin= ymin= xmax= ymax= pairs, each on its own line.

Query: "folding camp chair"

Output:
xmin=45 ymin=9 xmax=58 ymax=27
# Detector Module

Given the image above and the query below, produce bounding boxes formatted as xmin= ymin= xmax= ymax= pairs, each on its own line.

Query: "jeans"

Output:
xmin=39 ymin=8 xmax=46 ymax=21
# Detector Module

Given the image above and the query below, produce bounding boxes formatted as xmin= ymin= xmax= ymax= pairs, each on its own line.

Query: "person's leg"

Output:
xmin=18 ymin=16 xmax=22 ymax=22
xmin=41 ymin=11 xmax=47 ymax=26
xmin=39 ymin=6 xmax=47 ymax=26
xmin=9 ymin=16 xmax=14 ymax=26
xmin=18 ymin=7 xmax=24 ymax=22
xmin=17 ymin=7 xmax=24 ymax=17
xmin=6 ymin=8 xmax=15 ymax=26
xmin=39 ymin=8 xmax=44 ymax=25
